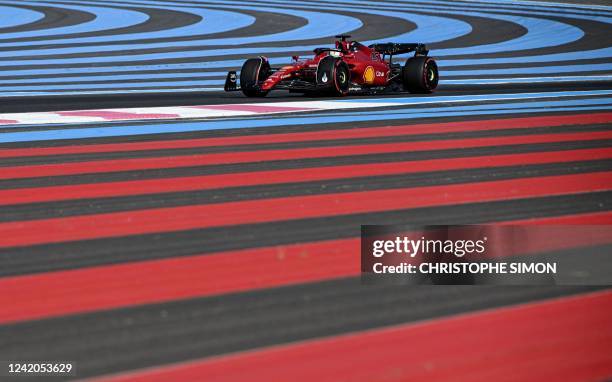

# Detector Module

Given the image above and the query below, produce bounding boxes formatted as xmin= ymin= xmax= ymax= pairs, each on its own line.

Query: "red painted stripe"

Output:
xmin=95 ymin=290 xmax=612 ymax=382
xmin=0 ymin=212 xmax=608 ymax=324
xmin=0 ymin=238 xmax=356 ymax=324
xmin=0 ymin=112 xmax=609 ymax=159
xmin=2 ymin=147 xmax=609 ymax=206
xmin=0 ymin=171 xmax=610 ymax=248
xmin=0 ymin=119 xmax=17 ymax=124
xmin=1 ymin=131 xmax=610 ymax=180
xmin=57 ymin=111 xmax=180 ymax=120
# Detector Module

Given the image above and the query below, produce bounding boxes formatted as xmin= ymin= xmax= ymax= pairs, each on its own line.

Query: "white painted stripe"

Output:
xmin=0 ymin=89 xmax=610 ymax=127
xmin=0 ymin=113 xmax=107 ymax=125
xmin=110 ymin=107 xmax=256 ymax=118
xmin=264 ymin=101 xmax=403 ymax=109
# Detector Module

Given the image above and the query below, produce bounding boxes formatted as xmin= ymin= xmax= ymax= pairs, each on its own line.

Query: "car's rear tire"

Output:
xmin=317 ymin=56 xmax=350 ymax=96
xmin=240 ymin=57 xmax=270 ymax=97
xmin=402 ymin=56 xmax=438 ymax=93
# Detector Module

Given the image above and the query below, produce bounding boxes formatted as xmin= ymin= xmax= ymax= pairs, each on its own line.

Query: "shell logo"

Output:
xmin=363 ymin=66 xmax=375 ymax=84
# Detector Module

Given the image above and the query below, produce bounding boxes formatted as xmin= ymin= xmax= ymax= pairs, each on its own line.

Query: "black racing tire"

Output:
xmin=402 ymin=56 xmax=438 ymax=93
xmin=316 ymin=56 xmax=350 ymax=96
xmin=240 ymin=57 xmax=270 ymax=97
xmin=334 ymin=61 xmax=350 ymax=96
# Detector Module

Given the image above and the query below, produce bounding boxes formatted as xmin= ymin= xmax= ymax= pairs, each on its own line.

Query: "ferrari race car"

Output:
xmin=224 ymin=35 xmax=438 ymax=97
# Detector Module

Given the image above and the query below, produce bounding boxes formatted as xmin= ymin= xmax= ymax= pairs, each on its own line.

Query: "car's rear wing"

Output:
xmin=368 ymin=43 xmax=429 ymax=57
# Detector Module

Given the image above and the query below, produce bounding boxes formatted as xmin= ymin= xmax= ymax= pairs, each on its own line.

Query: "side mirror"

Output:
xmin=292 ymin=55 xmax=300 ymax=61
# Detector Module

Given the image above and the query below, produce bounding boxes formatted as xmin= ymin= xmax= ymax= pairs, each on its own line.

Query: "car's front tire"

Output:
xmin=317 ymin=56 xmax=350 ymax=96
xmin=240 ymin=57 xmax=270 ymax=97
xmin=402 ymin=56 xmax=438 ymax=93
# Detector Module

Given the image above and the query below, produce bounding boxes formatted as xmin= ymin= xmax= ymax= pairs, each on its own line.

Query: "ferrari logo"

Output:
xmin=363 ymin=66 xmax=375 ymax=84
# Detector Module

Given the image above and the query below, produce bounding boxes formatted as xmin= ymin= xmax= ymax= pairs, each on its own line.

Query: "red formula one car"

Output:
xmin=225 ymin=35 xmax=438 ymax=97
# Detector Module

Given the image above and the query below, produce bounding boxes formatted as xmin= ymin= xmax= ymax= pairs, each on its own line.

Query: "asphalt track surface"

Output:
xmin=0 ymin=0 xmax=611 ymax=381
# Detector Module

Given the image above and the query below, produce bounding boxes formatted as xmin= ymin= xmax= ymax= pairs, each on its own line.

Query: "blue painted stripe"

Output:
xmin=0 ymin=72 xmax=227 ymax=84
xmin=20 ymin=0 xmax=363 ymax=45
xmin=0 ymin=5 xmax=44 ymax=29
xmin=266 ymin=0 xmax=588 ymax=53
xmin=439 ymin=47 xmax=612 ymax=67
xmin=208 ymin=0 xmax=474 ymax=44
xmin=329 ymin=90 xmax=612 ymax=104
xmin=8 ymin=0 xmax=592 ymax=60
xmin=0 ymin=7 xmax=467 ymax=58
xmin=0 ymin=79 xmax=222 ymax=91
xmin=377 ymin=0 xmax=612 ymax=18
xmin=0 ymin=6 xmax=254 ymax=47
xmin=0 ymin=0 xmax=609 ymax=92
xmin=0 ymin=63 xmax=227 ymax=77
xmin=311 ymin=97 xmax=612 ymax=117
xmin=444 ymin=0 xmax=612 ymax=12
xmin=0 ymin=87 xmax=225 ymax=97
xmin=0 ymin=1 xmax=149 ymax=40
xmin=0 ymin=61 xmax=610 ymax=92
xmin=0 ymin=1 xmax=473 ymax=61
xmin=305 ymin=0 xmax=612 ymax=14
xmin=443 ymin=63 xmax=612 ymax=76
xmin=441 ymin=75 xmax=612 ymax=84
xmin=3 ymin=46 xmax=610 ymax=80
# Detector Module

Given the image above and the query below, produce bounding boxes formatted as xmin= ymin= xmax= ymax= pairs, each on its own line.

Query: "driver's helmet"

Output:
xmin=335 ymin=40 xmax=351 ymax=52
